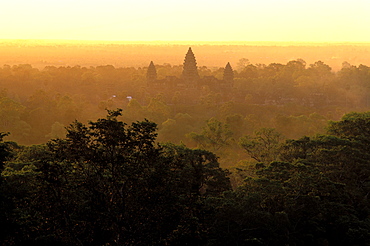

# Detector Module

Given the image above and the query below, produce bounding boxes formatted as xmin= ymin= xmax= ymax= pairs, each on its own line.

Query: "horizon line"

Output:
xmin=1 ymin=39 xmax=370 ymax=46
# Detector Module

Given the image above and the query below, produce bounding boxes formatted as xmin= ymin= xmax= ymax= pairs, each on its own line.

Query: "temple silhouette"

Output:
xmin=146 ymin=47 xmax=234 ymax=90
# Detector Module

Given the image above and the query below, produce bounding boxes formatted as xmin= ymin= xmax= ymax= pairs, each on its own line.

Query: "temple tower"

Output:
xmin=182 ymin=47 xmax=199 ymax=86
xmin=223 ymin=62 xmax=234 ymax=86
xmin=146 ymin=61 xmax=157 ymax=86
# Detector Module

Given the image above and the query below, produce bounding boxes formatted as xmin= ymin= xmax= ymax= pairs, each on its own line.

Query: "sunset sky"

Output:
xmin=1 ymin=0 xmax=370 ymax=43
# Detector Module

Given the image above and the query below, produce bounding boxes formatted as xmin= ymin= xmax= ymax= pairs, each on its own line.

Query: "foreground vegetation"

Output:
xmin=1 ymin=110 xmax=370 ymax=245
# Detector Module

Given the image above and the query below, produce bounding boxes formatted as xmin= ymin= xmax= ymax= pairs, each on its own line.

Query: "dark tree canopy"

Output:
xmin=1 ymin=109 xmax=230 ymax=245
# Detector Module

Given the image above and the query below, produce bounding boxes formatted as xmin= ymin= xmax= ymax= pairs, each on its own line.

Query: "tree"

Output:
xmin=3 ymin=109 xmax=230 ymax=245
xmin=145 ymin=96 xmax=171 ymax=123
xmin=240 ymin=128 xmax=284 ymax=163
xmin=327 ymin=111 xmax=370 ymax=141
xmin=0 ymin=132 xmax=11 ymax=169
xmin=188 ymin=117 xmax=233 ymax=152
xmin=236 ymin=58 xmax=250 ymax=72
xmin=0 ymin=132 xmax=19 ymax=244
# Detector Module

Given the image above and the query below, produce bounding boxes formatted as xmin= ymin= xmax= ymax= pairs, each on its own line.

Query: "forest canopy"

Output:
xmin=2 ymin=110 xmax=370 ymax=245
xmin=1 ymin=54 xmax=370 ymax=168
xmin=2 ymin=44 xmax=370 ymax=244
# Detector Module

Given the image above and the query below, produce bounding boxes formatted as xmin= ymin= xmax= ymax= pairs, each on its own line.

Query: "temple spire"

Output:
xmin=146 ymin=61 xmax=157 ymax=86
xmin=223 ymin=62 xmax=234 ymax=84
xmin=182 ymin=47 xmax=199 ymax=85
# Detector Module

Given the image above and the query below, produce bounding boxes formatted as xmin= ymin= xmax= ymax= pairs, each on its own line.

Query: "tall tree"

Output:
xmin=240 ymin=128 xmax=284 ymax=163
xmin=189 ymin=118 xmax=233 ymax=152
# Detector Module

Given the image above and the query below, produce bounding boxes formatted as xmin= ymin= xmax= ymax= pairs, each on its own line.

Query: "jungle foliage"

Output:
xmin=2 ymin=110 xmax=370 ymax=245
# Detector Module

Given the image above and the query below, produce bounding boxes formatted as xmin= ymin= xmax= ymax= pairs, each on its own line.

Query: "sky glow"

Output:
xmin=1 ymin=0 xmax=370 ymax=42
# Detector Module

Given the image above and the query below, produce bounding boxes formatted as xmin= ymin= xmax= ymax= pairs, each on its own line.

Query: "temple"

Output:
xmin=182 ymin=47 xmax=200 ymax=87
xmin=146 ymin=47 xmax=234 ymax=90
xmin=146 ymin=61 xmax=157 ymax=86
xmin=223 ymin=62 xmax=234 ymax=84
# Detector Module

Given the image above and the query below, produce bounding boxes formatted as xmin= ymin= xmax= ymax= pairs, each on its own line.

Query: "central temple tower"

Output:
xmin=146 ymin=61 xmax=157 ymax=87
xmin=182 ymin=47 xmax=199 ymax=86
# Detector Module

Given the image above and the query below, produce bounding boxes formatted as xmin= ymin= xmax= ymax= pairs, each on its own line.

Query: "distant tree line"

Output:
xmin=1 ymin=61 xmax=370 ymax=167
xmin=0 ymin=62 xmax=365 ymax=117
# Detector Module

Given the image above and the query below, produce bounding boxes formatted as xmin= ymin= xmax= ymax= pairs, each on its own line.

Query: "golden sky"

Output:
xmin=1 ymin=0 xmax=370 ymax=43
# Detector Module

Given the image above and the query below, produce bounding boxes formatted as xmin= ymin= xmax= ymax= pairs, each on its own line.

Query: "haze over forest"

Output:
xmin=1 ymin=39 xmax=370 ymax=162
xmin=2 ymin=40 xmax=370 ymax=70
xmin=3 ymin=38 xmax=370 ymax=244
xmin=3 ymin=0 xmax=370 ymax=243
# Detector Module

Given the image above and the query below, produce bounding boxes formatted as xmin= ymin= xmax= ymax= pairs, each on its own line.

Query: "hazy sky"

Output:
xmin=1 ymin=0 xmax=369 ymax=42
